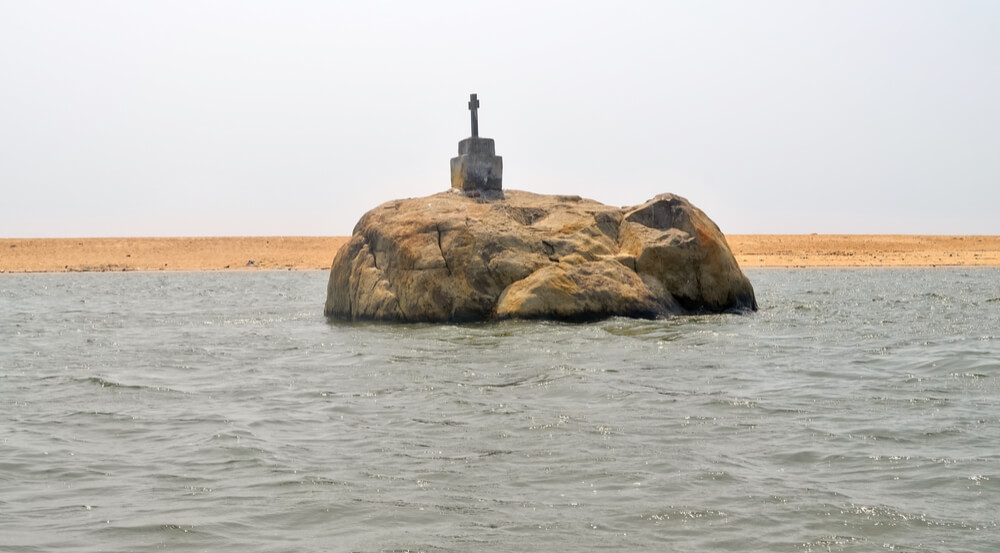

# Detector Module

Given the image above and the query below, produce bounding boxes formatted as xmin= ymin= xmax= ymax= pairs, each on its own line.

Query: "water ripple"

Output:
xmin=1 ymin=269 xmax=999 ymax=552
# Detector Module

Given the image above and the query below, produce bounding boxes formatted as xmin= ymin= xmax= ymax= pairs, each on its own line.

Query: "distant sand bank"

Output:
xmin=0 ymin=237 xmax=349 ymax=273
xmin=727 ymin=235 xmax=1000 ymax=268
xmin=2 ymin=235 xmax=998 ymax=273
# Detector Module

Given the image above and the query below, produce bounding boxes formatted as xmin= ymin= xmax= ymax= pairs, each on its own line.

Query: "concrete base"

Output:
xmin=450 ymin=137 xmax=503 ymax=192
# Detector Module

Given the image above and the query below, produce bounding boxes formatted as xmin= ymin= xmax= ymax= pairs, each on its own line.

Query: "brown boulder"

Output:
xmin=324 ymin=190 xmax=756 ymax=322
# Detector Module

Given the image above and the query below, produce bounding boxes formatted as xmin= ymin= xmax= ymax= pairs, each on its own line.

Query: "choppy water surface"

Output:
xmin=2 ymin=269 xmax=998 ymax=552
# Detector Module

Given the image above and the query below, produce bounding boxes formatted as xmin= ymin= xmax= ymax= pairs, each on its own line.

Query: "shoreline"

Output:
xmin=0 ymin=237 xmax=350 ymax=274
xmin=726 ymin=234 xmax=1000 ymax=268
xmin=2 ymin=235 xmax=999 ymax=273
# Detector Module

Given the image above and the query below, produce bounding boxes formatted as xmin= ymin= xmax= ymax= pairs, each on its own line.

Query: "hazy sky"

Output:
xmin=2 ymin=1 xmax=998 ymax=237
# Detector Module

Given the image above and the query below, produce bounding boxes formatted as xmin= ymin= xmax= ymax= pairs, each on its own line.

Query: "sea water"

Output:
xmin=1 ymin=269 xmax=998 ymax=552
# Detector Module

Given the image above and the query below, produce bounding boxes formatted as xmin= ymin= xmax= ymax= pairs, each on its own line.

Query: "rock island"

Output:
xmin=324 ymin=95 xmax=756 ymax=322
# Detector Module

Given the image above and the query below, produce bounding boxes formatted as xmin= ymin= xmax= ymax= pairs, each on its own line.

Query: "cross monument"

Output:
xmin=450 ymin=93 xmax=502 ymax=194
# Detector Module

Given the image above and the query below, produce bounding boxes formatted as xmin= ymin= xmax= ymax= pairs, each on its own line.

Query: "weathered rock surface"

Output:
xmin=325 ymin=190 xmax=756 ymax=322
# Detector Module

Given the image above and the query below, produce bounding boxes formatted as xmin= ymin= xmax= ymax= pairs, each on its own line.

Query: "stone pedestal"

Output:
xmin=450 ymin=137 xmax=503 ymax=192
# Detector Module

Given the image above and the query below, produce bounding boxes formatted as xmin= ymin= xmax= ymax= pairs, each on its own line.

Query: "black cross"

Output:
xmin=468 ymin=93 xmax=479 ymax=137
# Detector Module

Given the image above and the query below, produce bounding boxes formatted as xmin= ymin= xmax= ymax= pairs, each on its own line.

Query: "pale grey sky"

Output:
xmin=2 ymin=1 xmax=998 ymax=237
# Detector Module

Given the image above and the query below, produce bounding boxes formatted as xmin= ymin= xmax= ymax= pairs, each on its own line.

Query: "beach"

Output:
xmin=726 ymin=234 xmax=1000 ymax=268
xmin=2 ymin=235 xmax=999 ymax=273
xmin=0 ymin=237 xmax=349 ymax=273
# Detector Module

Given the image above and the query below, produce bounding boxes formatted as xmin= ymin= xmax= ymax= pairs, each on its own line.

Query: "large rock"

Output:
xmin=324 ymin=190 xmax=756 ymax=322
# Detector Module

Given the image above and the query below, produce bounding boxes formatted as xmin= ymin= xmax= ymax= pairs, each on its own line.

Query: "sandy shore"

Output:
xmin=726 ymin=235 xmax=1000 ymax=268
xmin=2 ymin=235 xmax=999 ymax=273
xmin=0 ymin=237 xmax=349 ymax=273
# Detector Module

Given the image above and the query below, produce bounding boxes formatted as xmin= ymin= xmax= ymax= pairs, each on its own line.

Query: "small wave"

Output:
xmin=81 ymin=376 xmax=137 ymax=390
xmin=78 ymin=376 xmax=183 ymax=394
xmin=478 ymin=449 xmax=512 ymax=457
xmin=99 ymin=522 xmax=205 ymax=537
xmin=801 ymin=535 xmax=871 ymax=552
xmin=411 ymin=417 xmax=466 ymax=427
xmin=638 ymin=506 xmax=729 ymax=522
xmin=601 ymin=318 xmax=680 ymax=338
xmin=473 ymin=371 xmax=568 ymax=390
xmin=709 ymin=397 xmax=759 ymax=409
xmin=948 ymin=371 xmax=988 ymax=379
xmin=845 ymin=502 xmax=982 ymax=529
